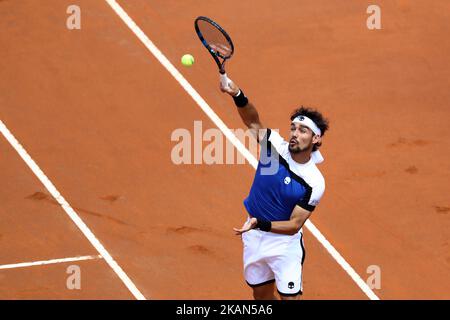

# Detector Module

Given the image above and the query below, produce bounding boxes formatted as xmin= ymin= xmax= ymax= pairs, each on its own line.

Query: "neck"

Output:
xmin=290 ymin=149 xmax=312 ymax=164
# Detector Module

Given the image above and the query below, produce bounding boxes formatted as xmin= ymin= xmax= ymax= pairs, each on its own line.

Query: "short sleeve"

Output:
xmin=297 ymin=178 xmax=325 ymax=212
xmin=268 ymin=128 xmax=285 ymax=149
xmin=260 ymin=128 xmax=289 ymax=157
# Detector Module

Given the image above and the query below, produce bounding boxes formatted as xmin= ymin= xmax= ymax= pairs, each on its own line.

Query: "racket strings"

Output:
xmin=197 ymin=20 xmax=232 ymax=58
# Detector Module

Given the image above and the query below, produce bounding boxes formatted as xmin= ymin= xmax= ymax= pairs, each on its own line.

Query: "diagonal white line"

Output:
xmin=105 ymin=0 xmax=380 ymax=300
xmin=0 ymin=120 xmax=146 ymax=300
xmin=104 ymin=0 xmax=257 ymax=169
xmin=0 ymin=255 xmax=102 ymax=270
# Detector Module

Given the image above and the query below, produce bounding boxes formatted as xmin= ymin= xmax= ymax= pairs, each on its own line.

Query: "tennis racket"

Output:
xmin=194 ymin=16 xmax=234 ymax=89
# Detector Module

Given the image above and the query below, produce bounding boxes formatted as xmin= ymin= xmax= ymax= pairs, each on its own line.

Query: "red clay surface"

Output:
xmin=1 ymin=0 xmax=449 ymax=299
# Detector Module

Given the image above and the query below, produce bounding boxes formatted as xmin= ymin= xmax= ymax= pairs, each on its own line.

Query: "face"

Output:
xmin=288 ymin=122 xmax=319 ymax=154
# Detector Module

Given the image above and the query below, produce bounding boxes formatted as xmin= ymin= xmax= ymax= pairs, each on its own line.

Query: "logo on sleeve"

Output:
xmin=284 ymin=177 xmax=291 ymax=185
xmin=288 ymin=282 xmax=295 ymax=289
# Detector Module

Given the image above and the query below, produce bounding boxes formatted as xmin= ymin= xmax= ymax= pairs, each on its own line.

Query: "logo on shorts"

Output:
xmin=284 ymin=177 xmax=291 ymax=185
xmin=288 ymin=282 xmax=295 ymax=289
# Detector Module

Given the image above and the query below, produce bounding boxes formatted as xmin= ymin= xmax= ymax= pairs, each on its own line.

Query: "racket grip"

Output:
xmin=220 ymin=73 xmax=232 ymax=89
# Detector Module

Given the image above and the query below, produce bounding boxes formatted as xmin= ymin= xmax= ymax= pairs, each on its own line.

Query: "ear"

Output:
xmin=312 ymin=135 xmax=322 ymax=145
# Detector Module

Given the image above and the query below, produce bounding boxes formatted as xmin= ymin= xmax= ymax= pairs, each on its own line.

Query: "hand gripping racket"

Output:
xmin=194 ymin=16 xmax=234 ymax=89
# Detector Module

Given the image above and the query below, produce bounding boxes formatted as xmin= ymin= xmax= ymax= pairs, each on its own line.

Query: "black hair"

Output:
xmin=290 ymin=106 xmax=329 ymax=151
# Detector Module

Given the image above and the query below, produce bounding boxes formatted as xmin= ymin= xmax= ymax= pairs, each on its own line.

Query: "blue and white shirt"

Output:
xmin=244 ymin=129 xmax=325 ymax=222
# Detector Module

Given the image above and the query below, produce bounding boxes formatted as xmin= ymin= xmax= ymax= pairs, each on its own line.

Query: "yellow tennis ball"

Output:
xmin=181 ymin=54 xmax=195 ymax=67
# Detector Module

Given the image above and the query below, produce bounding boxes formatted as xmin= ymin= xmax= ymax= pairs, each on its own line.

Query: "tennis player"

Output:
xmin=220 ymin=76 xmax=329 ymax=300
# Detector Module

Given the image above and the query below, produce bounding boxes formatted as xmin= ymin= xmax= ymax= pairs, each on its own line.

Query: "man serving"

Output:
xmin=220 ymin=76 xmax=329 ymax=300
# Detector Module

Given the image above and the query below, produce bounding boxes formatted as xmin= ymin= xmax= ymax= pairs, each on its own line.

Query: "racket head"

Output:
xmin=195 ymin=16 xmax=234 ymax=71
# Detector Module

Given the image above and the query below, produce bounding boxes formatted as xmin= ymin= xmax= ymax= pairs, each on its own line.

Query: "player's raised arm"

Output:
xmin=220 ymin=76 xmax=265 ymax=141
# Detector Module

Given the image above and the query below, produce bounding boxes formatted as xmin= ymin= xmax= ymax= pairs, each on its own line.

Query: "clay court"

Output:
xmin=1 ymin=0 xmax=449 ymax=299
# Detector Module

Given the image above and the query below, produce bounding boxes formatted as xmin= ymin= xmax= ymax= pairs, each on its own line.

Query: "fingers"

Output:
xmin=233 ymin=228 xmax=243 ymax=235
xmin=234 ymin=218 xmax=258 ymax=235
xmin=220 ymin=82 xmax=234 ymax=93
xmin=219 ymin=83 xmax=231 ymax=93
xmin=219 ymin=76 xmax=239 ymax=96
xmin=233 ymin=227 xmax=248 ymax=235
xmin=220 ymin=86 xmax=237 ymax=96
xmin=233 ymin=224 xmax=251 ymax=235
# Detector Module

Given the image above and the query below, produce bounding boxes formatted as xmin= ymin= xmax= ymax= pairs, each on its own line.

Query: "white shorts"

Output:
xmin=242 ymin=227 xmax=305 ymax=296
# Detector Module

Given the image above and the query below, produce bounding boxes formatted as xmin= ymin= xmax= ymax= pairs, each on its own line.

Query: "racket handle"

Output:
xmin=220 ymin=73 xmax=233 ymax=89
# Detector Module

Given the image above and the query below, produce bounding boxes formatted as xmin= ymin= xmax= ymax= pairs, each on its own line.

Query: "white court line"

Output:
xmin=0 ymin=255 xmax=102 ymax=270
xmin=105 ymin=0 xmax=380 ymax=300
xmin=0 ymin=121 xmax=146 ymax=300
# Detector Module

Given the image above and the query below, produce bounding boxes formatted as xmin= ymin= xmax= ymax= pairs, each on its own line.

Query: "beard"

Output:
xmin=289 ymin=144 xmax=302 ymax=154
xmin=289 ymin=140 xmax=311 ymax=154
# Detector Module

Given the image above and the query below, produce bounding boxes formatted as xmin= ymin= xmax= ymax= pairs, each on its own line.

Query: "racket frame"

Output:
xmin=194 ymin=16 xmax=234 ymax=74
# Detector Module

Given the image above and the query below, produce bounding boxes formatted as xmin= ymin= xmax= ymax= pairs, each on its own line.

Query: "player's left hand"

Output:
xmin=233 ymin=217 xmax=257 ymax=235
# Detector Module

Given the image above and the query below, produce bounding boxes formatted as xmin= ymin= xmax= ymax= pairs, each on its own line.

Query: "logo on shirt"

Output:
xmin=284 ymin=177 xmax=291 ymax=185
xmin=288 ymin=282 xmax=295 ymax=289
